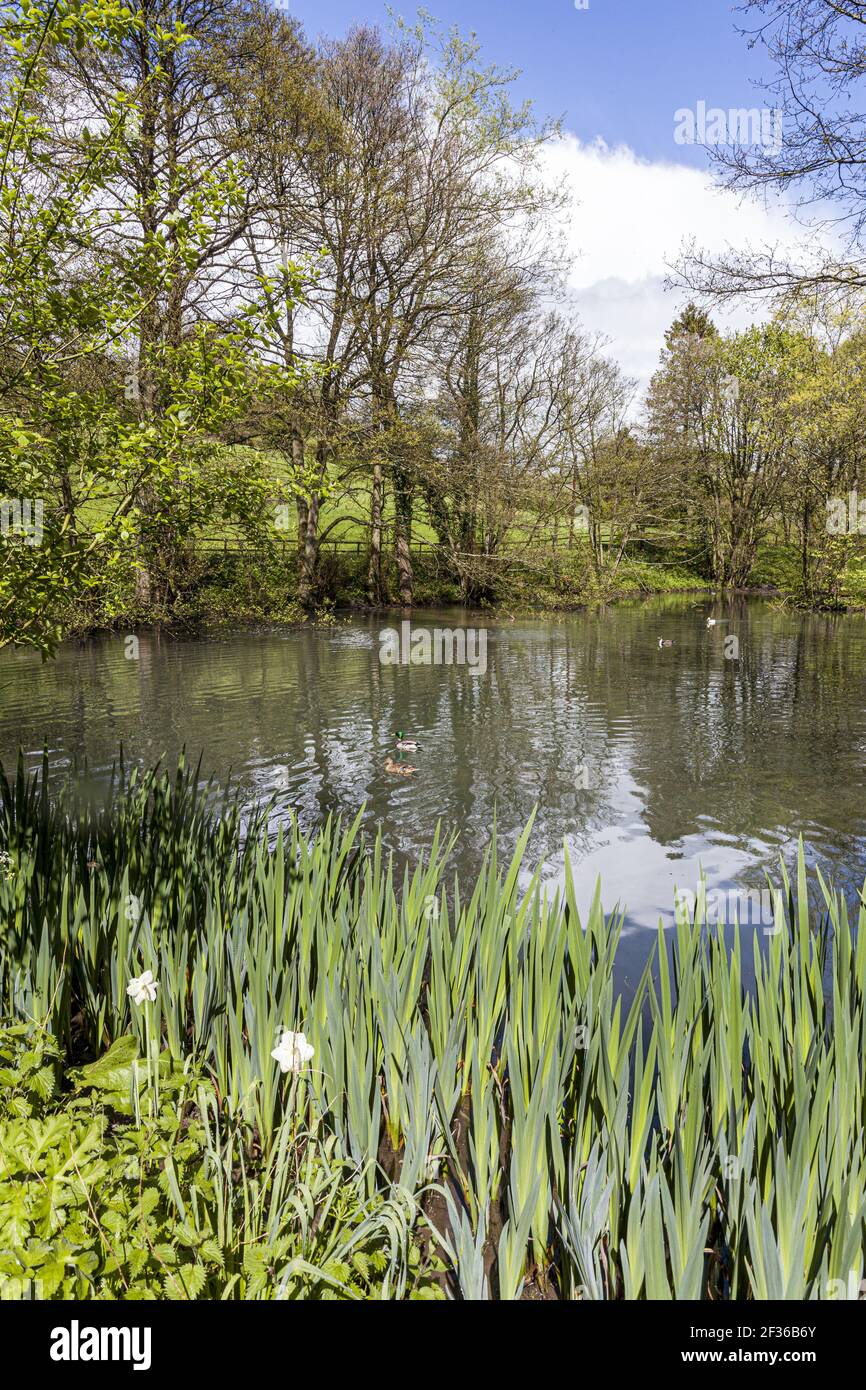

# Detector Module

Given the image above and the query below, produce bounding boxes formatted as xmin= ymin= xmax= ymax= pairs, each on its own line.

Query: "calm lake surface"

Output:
xmin=1 ymin=595 xmax=865 ymax=982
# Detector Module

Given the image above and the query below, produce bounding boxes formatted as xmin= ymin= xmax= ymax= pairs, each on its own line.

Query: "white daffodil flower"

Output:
xmin=127 ymin=969 xmax=158 ymax=1006
xmin=271 ymin=1029 xmax=314 ymax=1074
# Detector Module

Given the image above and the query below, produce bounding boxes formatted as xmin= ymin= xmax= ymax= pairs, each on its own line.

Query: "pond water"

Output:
xmin=1 ymin=595 xmax=865 ymax=984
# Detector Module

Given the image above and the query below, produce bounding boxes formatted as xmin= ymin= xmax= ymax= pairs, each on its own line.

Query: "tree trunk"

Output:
xmin=295 ymin=431 xmax=309 ymax=559
xmin=134 ymin=543 xmax=153 ymax=608
xmin=60 ymin=473 xmax=77 ymax=548
xmin=367 ymin=460 xmax=384 ymax=604
xmin=393 ymin=469 xmax=414 ymax=606
xmin=801 ymin=499 xmax=811 ymax=601
xmin=298 ymin=493 xmax=320 ymax=608
xmin=296 ymin=495 xmax=309 ymax=549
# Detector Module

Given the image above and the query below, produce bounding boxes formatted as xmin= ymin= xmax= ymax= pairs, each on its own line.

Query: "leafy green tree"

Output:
xmin=649 ymin=322 xmax=803 ymax=587
xmin=664 ymin=303 xmax=718 ymax=347
xmin=0 ymin=0 xmax=301 ymax=652
xmin=780 ymin=311 xmax=866 ymax=605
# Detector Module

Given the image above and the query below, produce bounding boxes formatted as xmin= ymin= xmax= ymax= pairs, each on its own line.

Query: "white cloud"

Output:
xmin=544 ymin=134 xmax=826 ymax=392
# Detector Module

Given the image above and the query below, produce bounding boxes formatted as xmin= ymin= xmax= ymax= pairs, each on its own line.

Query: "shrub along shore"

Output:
xmin=1 ymin=757 xmax=864 ymax=1300
xmin=51 ymin=536 xmax=866 ymax=647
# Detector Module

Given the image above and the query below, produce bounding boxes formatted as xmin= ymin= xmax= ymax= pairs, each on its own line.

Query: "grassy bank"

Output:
xmin=64 ymin=539 xmax=716 ymax=640
xmin=55 ymin=524 xmax=866 ymax=646
xmin=2 ymin=757 xmax=865 ymax=1300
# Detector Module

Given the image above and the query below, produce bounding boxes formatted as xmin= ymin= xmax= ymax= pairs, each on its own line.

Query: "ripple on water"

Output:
xmin=1 ymin=600 xmax=864 ymax=947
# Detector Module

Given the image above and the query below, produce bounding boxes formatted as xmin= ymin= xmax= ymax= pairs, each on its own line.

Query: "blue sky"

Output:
xmin=288 ymin=0 xmax=770 ymax=166
xmin=283 ymin=1 xmax=814 ymax=392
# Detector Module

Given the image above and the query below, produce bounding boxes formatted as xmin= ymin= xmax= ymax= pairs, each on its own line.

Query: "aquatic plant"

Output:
xmin=1 ymin=754 xmax=864 ymax=1300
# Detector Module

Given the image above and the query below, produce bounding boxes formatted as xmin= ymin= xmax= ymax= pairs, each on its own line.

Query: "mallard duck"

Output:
xmin=658 ymin=638 xmax=674 ymax=648
xmin=394 ymin=730 xmax=420 ymax=751
xmin=385 ymin=756 xmax=416 ymax=776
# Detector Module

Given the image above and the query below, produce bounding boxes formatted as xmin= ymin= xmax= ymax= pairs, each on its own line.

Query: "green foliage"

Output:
xmin=664 ymin=302 xmax=718 ymax=346
xmin=2 ymin=754 xmax=866 ymax=1299
xmin=0 ymin=1022 xmax=61 ymax=1118
xmin=0 ymin=1021 xmax=443 ymax=1300
xmin=0 ymin=1 xmax=306 ymax=654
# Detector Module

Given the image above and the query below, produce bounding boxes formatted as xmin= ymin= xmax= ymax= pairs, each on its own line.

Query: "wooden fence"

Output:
xmin=195 ymin=531 xmax=683 ymax=558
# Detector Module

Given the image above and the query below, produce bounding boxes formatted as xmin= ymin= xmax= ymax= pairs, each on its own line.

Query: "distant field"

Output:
xmin=63 ymin=445 xmax=866 ymax=600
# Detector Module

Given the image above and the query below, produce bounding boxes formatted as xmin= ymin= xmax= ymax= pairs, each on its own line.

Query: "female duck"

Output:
xmin=385 ymin=756 xmax=416 ymax=776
